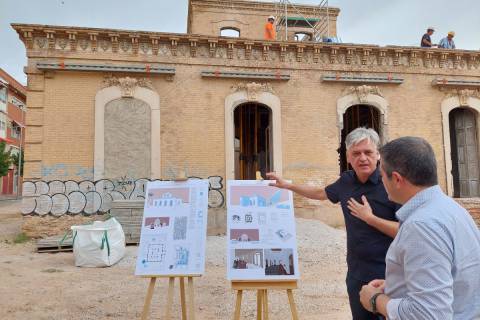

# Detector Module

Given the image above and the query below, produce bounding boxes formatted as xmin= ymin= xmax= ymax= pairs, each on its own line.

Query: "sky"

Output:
xmin=1 ymin=0 xmax=479 ymax=85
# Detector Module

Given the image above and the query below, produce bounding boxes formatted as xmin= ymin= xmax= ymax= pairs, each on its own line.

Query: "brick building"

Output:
xmin=12 ymin=0 xmax=480 ymax=233
xmin=0 ymin=68 xmax=26 ymax=196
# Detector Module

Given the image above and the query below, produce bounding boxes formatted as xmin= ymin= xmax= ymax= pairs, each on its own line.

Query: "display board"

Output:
xmin=226 ymin=180 xmax=300 ymax=281
xmin=135 ymin=179 xmax=209 ymax=276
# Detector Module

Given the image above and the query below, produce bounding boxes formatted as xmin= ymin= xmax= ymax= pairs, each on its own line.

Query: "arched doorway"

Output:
xmin=339 ymin=104 xmax=380 ymax=173
xmin=449 ymin=108 xmax=480 ymax=197
xmin=234 ymin=103 xmax=272 ymax=179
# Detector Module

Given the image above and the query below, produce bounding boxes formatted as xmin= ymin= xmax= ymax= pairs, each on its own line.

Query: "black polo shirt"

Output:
xmin=421 ymin=33 xmax=432 ymax=47
xmin=325 ymin=167 xmax=398 ymax=282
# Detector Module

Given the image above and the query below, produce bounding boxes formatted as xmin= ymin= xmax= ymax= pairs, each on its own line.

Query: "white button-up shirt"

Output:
xmin=385 ymin=185 xmax=480 ymax=319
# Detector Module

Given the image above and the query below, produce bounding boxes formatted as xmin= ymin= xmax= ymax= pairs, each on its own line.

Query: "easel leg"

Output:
xmin=165 ymin=277 xmax=175 ymax=320
xmin=187 ymin=277 xmax=196 ymax=320
xmin=256 ymin=290 xmax=263 ymax=320
xmin=263 ymin=290 xmax=269 ymax=320
xmin=287 ymin=289 xmax=299 ymax=320
xmin=141 ymin=277 xmax=157 ymax=320
xmin=234 ymin=290 xmax=243 ymax=320
xmin=179 ymin=277 xmax=187 ymax=320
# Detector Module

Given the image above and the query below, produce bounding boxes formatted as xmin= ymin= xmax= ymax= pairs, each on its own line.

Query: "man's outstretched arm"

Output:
xmin=266 ymin=172 xmax=328 ymax=201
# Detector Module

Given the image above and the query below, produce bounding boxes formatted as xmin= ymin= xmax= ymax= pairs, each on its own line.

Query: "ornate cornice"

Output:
xmin=11 ymin=24 xmax=480 ymax=74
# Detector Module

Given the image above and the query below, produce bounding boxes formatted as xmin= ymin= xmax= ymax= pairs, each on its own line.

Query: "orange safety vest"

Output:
xmin=264 ymin=22 xmax=276 ymax=40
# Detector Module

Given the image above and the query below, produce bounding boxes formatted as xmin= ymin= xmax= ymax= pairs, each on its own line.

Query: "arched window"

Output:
xmin=294 ymin=32 xmax=312 ymax=41
xmin=220 ymin=27 xmax=240 ymax=38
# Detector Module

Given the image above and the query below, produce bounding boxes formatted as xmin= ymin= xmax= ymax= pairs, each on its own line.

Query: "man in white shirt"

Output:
xmin=359 ymin=136 xmax=480 ymax=319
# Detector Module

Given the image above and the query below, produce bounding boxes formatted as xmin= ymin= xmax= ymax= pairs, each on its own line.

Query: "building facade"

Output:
xmin=12 ymin=0 xmax=480 ymax=229
xmin=0 ymin=68 xmax=26 ymax=196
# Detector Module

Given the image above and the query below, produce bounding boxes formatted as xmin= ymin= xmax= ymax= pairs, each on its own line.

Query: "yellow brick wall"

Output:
xmin=27 ymin=66 xmax=452 ymax=194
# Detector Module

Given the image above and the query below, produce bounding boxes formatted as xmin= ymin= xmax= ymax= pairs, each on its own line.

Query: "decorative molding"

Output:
xmin=201 ymin=70 xmax=290 ymax=81
xmin=101 ymin=76 xmax=155 ymax=97
xmin=231 ymin=82 xmax=275 ymax=101
xmin=89 ymin=33 xmax=98 ymax=52
xmin=150 ymin=36 xmax=159 ymax=55
xmin=11 ymin=24 xmax=480 ymax=74
xmin=36 ymin=61 xmax=175 ymax=75
xmin=442 ymin=88 xmax=480 ymax=106
xmin=342 ymin=85 xmax=384 ymax=103
xmin=323 ymin=73 xmax=403 ymax=84
xmin=21 ymin=28 xmax=34 ymax=49
xmin=432 ymin=78 xmax=480 ymax=88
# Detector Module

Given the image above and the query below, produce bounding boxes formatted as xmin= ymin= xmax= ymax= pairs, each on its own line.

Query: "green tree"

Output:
xmin=11 ymin=150 xmax=24 ymax=176
xmin=0 ymin=141 xmax=12 ymax=177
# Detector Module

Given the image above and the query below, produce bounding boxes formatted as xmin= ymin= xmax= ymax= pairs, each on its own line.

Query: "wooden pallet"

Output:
xmin=37 ymin=234 xmax=139 ymax=253
xmin=36 ymin=235 xmax=74 ymax=253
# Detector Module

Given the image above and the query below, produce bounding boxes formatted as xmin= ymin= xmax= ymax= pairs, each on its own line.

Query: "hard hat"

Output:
xmin=427 ymin=26 xmax=435 ymax=31
xmin=268 ymin=15 xmax=275 ymax=20
xmin=448 ymin=31 xmax=455 ymax=37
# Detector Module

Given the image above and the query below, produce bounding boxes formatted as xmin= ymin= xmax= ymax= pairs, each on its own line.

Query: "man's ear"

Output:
xmin=391 ymin=171 xmax=402 ymax=185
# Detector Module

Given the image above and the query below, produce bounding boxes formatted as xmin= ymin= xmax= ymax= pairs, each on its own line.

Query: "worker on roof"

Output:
xmin=438 ymin=31 xmax=456 ymax=49
xmin=264 ymin=16 xmax=276 ymax=40
xmin=420 ymin=27 xmax=437 ymax=48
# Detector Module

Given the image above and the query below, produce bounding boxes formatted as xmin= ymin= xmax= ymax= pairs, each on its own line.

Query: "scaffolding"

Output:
xmin=274 ymin=0 xmax=332 ymax=42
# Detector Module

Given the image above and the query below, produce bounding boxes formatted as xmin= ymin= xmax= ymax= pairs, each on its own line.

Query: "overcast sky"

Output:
xmin=1 ymin=0 xmax=479 ymax=85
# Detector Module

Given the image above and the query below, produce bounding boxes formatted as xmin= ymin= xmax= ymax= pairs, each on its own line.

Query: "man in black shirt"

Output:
xmin=421 ymin=27 xmax=437 ymax=47
xmin=267 ymin=127 xmax=399 ymax=320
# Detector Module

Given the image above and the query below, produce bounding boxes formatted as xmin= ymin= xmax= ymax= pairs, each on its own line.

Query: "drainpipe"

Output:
xmin=16 ymin=105 xmax=24 ymax=199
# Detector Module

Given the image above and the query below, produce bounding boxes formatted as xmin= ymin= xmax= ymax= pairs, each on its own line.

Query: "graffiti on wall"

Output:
xmin=21 ymin=176 xmax=225 ymax=216
xmin=41 ymin=164 xmax=94 ymax=181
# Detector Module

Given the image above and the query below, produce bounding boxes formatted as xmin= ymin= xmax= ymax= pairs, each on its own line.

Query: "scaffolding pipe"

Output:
xmin=275 ymin=0 xmax=331 ymax=42
xmin=284 ymin=0 xmax=288 ymax=40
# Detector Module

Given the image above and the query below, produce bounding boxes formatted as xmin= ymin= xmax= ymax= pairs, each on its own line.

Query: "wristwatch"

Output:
xmin=370 ymin=292 xmax=384 ymax=314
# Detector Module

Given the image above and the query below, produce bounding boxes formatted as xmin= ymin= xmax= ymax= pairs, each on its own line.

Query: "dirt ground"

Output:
xmin=0 ymin=200 xmax=351 ymax=320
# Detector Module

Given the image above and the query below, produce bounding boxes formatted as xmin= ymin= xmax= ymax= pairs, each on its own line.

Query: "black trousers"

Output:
xmin=346 ymin=274 xmax=382 ymax=320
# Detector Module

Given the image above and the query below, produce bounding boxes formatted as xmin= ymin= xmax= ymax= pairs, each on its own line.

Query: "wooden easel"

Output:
xmin=141 ymin=174 xmax=198 ymax=320
xmin=141 ymin=275 xmax=199 ymax=320
xmin=230 ymin=173 xmax=299 ymax=319
xmin=231 ymin=280 xmax=299 ymax=320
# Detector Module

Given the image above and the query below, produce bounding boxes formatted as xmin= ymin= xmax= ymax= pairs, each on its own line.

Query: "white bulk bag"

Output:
xmin=71 ymin=217 xmax=125 ymax=267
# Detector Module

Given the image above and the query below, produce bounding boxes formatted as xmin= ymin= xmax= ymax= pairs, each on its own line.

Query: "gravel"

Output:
xmin=0 ymin=217 xmax=350 ymax=319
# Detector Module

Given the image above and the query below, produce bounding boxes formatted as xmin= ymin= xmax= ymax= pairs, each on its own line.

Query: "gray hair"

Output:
xmin=380 ymin=136 xmax=438 ymax=186
xmin=345 ymin=127 xmax=380 ymax=150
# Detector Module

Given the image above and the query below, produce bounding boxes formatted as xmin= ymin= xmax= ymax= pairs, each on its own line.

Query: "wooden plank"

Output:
xmin=187 ymin=277 xmax=195 ymax=320
xmin=231 ymin=281 xmax=297 ymax=290
xmin=141 ymin=277 xmax=157 ymax=320
xmin=180 ymin=277 xmax=187 ymax=320
xmin=165 ymin=277 xmax=175 ymax=320
xmin=37 ymin=246 xmax=73 ymax=253
xmin=263 ymin=289 xmax=269 ymax=320
xmin=234 ymin=290 xmax=243 ymax=320
xmin=256 ymin=290 xmax=263 ymax=320
xmin=287 ymin=289 xmax=299 ymax=320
